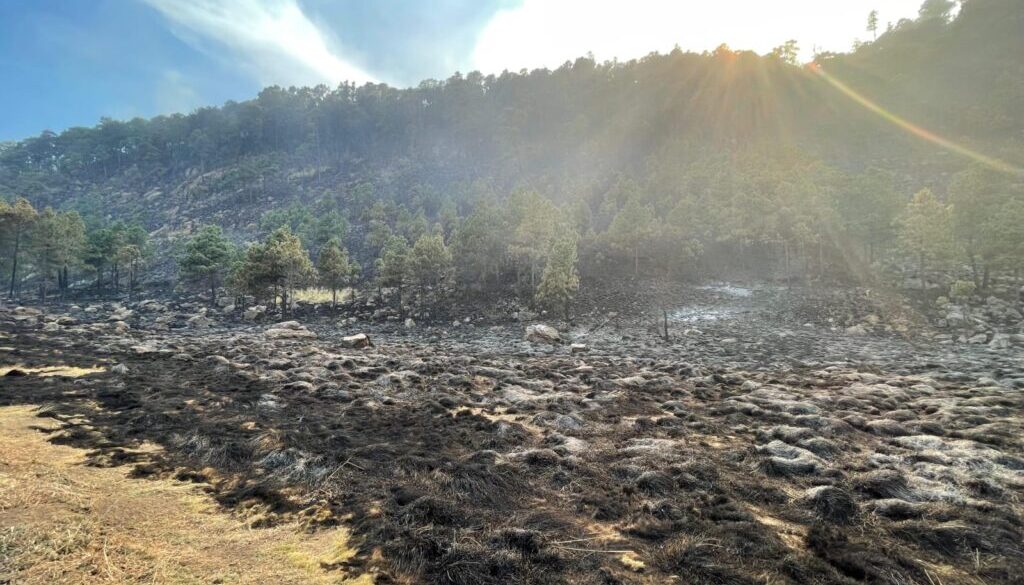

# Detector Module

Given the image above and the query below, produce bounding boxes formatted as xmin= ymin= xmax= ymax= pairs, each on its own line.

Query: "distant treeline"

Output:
xmin=1 ymin=0 xmax=1022 ymax=309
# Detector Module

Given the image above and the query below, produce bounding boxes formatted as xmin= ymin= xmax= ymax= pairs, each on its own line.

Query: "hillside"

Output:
xmin=0 ymin=0 xmax=1022 ymax=287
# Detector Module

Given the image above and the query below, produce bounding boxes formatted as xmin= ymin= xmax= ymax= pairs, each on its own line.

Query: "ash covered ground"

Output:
xmin=2 ymin=283 xmax=1023 ymax=584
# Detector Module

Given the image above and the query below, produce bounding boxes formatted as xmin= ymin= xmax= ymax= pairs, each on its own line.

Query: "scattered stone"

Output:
xmin=989 ymin=333 xmax=1011 ymax=349
xmin=265 ymin=321 xmax=316 ymax=339
xmin=524 ymin=324 xmax=561 ymax=345
xmin=188 ymin=315 xmax=214 ymax=329
xmin=243 ymin=305 xmax=266 ymax=321
xmin=340 ymin=333 xmax=373 ymax=349
xmin=845 ymin=324 xmax=867 ymax=336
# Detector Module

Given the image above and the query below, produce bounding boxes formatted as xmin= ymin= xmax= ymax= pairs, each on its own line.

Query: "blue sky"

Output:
xmin=0 ymin=0 xmax=924 ymax=142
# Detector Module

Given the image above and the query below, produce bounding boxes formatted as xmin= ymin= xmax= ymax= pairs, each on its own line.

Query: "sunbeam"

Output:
xmin=810 ymin=63 xmax=1023 ymax=176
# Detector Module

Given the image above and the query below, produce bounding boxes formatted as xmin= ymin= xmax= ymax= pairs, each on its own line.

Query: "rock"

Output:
xmin=525 ymin=324 xmax=561 ymax=345
xmin=946 ymin=308 xmax=966 ymax=327
xmin=109 ymin=309 xmax=133 ymax=322
xmin=569 ymin=343 xmax=588 ymax=355
xmin=243 ymin=305 xmax=266 ymax=321
xmin=265 ymin=321 xmax=316 ymax=339
xmin=111 ymin=363 xmax=129 ymax=375
xmin=967 ymin=333 xmax=988 ymax=344
xmin=988 ymin=333 xmax=1011 ymax=349
xmin=845 ymin=324 xmax=867 ymax=336
xmin=404 ymin=317 xmax=416 ymax=328
xmin=112 ymin=321 xmax=131 ymax=334
xmin=340 ymin=333 xmax=373 ymax=349
xmin=187 ymin=315 xmax=214 ymax=329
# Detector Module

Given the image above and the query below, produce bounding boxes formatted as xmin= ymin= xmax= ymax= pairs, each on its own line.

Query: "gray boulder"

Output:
xmin=340 ymin=333 xmax=373 ymax=349
xmin=265 ymin=321 xmax=316 ymax=339
xmin=525 ymin=324 xmax=561 ymax=345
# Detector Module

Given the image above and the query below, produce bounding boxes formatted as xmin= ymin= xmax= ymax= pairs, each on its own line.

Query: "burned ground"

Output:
xmin=2 ymin=285 xmax=1023 ymax=584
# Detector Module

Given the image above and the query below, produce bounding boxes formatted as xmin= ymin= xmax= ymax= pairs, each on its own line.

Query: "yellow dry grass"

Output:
xmin=291 ymin=287 xmax=354 ymax=305
xmin=0 ymin=406 xmax=371 ymax=585
xmin=0 ymin=364 xmax=106 ymax=377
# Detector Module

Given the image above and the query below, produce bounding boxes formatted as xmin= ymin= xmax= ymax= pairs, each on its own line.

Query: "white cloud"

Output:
xmin=472 ymin=0 xmax=924 ymax=73
xmin=144 ymin=0 xmax=376 ymax=87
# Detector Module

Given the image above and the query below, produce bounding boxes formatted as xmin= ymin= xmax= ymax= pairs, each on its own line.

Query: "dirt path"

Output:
xmin=0 ymin=405 xmax=371 ymax=585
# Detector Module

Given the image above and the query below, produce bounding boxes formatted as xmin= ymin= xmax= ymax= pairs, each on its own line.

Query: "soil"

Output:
xmin=0 ymin=405 xmax=369 ymax=585
xmin=2 ymin=283 xmax=1022 ymax=584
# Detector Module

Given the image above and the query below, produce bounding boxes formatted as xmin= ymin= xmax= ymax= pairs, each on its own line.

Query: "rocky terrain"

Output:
xmin=2 ymin=284 xmax=1023 ymax=584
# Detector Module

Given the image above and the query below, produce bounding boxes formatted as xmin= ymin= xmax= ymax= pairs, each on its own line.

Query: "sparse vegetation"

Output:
xmin=2 ymin=1 xmax=1024 ymax=584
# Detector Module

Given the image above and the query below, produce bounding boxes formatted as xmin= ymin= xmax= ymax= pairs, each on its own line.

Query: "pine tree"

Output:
xmin=375 ymin=235 xmax=410 ymax=313
xmin=898 ymin=188 xmax=956 ymax=281
xmin=509 ymin=190 xmax=560 ymax=288
xmin=1 ymin=197 xmax=39 ymax=298
xmin=606 ymin=199 xmax=656 ymax=277
xmin=235 ymin=227 xmax=314 ymax=313
xmin=535 ymin=233 xmax=580 ymax=321
xmin=949 ymin=166 xmax=1011 ymax=288
xmin=409 ymin=231 xmax=453 ymax=300
xmin=180 ymin=225 xmax=236 ymax=304
xmin=316 ymin=238 xmax=358 ymax=309
xmin=452 ymin=202 xmax=509 ymax=290
xmin=116 ymin=244 xmax=143 ymax=301
xmin=31 ymin=208 xmax=86 ymax=303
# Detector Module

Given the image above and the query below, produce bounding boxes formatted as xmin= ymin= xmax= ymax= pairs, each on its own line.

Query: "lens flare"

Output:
xmin=809 ymin=63 xmax=1023 ymax=176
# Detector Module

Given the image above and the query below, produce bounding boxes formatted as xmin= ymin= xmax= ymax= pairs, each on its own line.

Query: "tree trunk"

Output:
xmin=332 ymin=288 xmax=337 ymax=311
xmin=8 ymin=229 xmax=20 ymax=298
xmin=968 ymin=251 xmax=980 ymax=287
xmin=634 ymin=247 xmax=639 ymax=278
xmin=662 ymin=309 xmax=669 ymax=341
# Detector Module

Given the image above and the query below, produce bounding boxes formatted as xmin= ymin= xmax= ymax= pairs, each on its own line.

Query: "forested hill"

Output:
xmin=1 ymin=0 xmax=1022 ymax=282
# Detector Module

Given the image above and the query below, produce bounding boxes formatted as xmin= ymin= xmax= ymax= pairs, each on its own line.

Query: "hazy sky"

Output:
xmin=0 ymin=0 xmax=925 ymax=141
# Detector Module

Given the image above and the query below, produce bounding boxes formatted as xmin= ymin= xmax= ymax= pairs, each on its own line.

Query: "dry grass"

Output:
xmin=291 ymin=288 xmax=354 ymax=305
xmin=0 ymin=364 xmax=106 ymax=377
xmin=0 ymin=406 xmax=371 ymax=585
